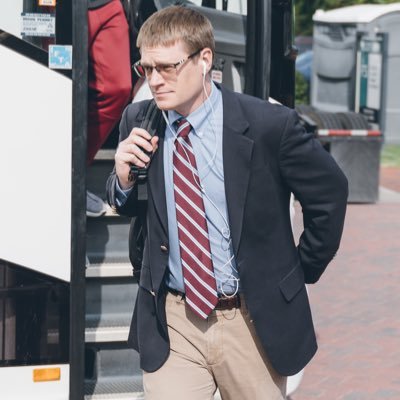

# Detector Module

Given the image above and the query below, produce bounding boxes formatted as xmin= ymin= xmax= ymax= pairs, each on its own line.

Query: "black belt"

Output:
xmin=168 ymin=288 xmax=241 ymax=310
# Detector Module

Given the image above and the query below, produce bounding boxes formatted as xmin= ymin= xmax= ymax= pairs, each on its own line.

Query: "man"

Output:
xmin=106 ymin=5 xmax=348 ymax=399
xmin=87 ymin=0 xmax=132 ymax=216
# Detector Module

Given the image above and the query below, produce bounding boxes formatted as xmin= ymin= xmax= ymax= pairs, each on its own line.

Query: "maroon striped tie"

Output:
xmin=173 ymin=118 xmax=218 ymax=319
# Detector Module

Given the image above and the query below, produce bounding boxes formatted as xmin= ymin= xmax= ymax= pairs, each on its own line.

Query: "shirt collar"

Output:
xmin=167 ymin=82 xmax=220 ymax=138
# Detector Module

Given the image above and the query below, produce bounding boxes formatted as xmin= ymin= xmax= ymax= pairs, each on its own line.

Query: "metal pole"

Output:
xmin=70 ymin=0 xmax=88 ymax=398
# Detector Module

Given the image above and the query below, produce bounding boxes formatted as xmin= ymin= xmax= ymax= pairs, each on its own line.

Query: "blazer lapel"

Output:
xmin=221 ymin=87 xmax=253 ymax=256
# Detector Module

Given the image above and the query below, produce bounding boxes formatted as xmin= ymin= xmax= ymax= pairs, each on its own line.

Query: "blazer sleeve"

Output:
xmin=278 ymin=109 xmax=349 ymax=283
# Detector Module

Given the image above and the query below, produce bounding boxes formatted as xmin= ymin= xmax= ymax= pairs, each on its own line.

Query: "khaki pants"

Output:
xmin=143 ymin=292 xmax=286 ymax=400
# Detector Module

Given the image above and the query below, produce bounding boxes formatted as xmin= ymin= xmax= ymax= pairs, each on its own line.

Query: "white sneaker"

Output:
xmin=86 ymin=190 xmax=106 ymax=217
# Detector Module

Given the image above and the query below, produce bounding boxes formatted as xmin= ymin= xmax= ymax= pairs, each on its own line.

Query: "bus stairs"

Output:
xmin=85 ymin=149 xmax=144 ymax=399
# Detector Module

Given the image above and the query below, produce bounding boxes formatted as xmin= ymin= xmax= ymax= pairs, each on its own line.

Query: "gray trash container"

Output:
xmin=318 ymin=132 xmax=382 ymax=203
xmin=312 ymin=4 xmax=400 ymax=144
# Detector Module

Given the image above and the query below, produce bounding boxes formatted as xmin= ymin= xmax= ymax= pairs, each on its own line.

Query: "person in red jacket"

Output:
xmin=87 ymin=0 xmax=132 ymax=216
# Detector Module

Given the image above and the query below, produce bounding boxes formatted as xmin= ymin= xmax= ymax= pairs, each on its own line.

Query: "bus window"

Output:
xmin=157 ymin=0 xmax=247 ymax=15
xmin=184 ymin=0 xmax=247 ymax=15
xmin=0 ymin=261 xmax=69 ymax=366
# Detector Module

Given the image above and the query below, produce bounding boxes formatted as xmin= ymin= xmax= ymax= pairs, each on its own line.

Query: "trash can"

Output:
xmin=312 ymin=3 xmax=400 ymax=144
xmin=317 ymin=130 xmax=382 ymax=203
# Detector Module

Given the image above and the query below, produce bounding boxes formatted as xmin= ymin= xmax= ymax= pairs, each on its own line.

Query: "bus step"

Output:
xmin=94 ymin=149 xmax=117 ymax=161
xmin=85 ymin=394 xmax=144 ymax=400
xmin=85 ymin=346 xmax=142 ymax=395
xmin=85 ymin=378 xmax=144 ymax=399
xmin=86 ymin=216 xmax=132 ymax=265
xmin=85 ymin=278 xmax=137 ymax=337
xmin=87 ymin=157 xmax=115 ymax=200
xmin=86 ymin=262 xmax=133 ymax=278
xmin=85 ymin=326 xmax=129 ymax=343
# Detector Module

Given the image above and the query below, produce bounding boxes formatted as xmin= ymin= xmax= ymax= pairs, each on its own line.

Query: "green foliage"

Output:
xmin=381 ymin=144 xmax=400 ymax=167
xmin=295 ymin=0 xmax=400 ymax=36
xmin=295 ymin=71 xmax=309 ymax=105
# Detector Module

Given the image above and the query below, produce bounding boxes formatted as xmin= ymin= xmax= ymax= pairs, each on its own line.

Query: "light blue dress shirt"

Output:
xmin=117 ymin=83 xmax=239 ymax=295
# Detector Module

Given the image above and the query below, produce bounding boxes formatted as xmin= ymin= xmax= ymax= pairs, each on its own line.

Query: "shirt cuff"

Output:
xmin=115 ymin=178 xmax=134 ymax=207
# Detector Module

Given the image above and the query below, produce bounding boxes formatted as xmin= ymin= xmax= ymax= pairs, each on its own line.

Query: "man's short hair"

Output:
xmin=137 ymin=5 xmax=215 ymax=58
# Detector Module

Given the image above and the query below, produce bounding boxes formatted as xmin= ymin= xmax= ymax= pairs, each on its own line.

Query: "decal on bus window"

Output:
xmin=49 ymin=45 xmax=73 ymax=69
xmin=21 ymin=13 xmax=55 ymax=37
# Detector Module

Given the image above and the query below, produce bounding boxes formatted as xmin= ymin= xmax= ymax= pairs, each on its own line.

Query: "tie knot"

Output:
xmin=175 ymin=118 xmax=191 ymax=139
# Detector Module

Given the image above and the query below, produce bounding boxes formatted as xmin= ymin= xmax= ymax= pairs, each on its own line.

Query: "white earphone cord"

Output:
xmin=160 ymin=72 xmax=240 ymax=296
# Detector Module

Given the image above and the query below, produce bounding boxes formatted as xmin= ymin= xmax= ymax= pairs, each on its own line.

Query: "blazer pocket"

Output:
xmin=279 ymin=263 xmax=305 ymax=302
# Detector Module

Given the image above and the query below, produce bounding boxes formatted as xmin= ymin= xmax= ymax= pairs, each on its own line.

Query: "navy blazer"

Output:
xmin=106 ymin=85 xmax=348 ymax=376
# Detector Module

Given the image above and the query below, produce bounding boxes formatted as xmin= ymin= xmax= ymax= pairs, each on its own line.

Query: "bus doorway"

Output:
xmin=0 ymin=0 xmax=86 ymax=398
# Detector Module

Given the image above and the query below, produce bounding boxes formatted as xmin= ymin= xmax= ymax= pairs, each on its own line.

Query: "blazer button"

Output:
xmin=160 ymin=245 xmax=168 ymax=253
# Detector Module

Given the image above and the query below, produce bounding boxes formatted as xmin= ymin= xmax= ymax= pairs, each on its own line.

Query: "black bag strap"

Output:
xmin=140 ymin=99 xmax=163 ymax=136
xmin=128 ymin=99 xmax=161 ymax=275
xmin=129 ymin=99 xmax=163 ymax=182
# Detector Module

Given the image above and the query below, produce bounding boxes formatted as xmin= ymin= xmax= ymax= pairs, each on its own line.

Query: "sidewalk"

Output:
xmin=380 ymin=166 xmax=400 ymax=192
xmin=290 ymin=167 xmax=400 ymax=400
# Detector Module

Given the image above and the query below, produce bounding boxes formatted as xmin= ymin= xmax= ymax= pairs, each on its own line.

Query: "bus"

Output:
xmin=0 ymin=1 xmax=296 ymax=398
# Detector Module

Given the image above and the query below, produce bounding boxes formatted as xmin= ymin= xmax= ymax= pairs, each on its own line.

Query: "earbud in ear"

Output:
xmin=202 ymin=60 xmax=207 ymax=76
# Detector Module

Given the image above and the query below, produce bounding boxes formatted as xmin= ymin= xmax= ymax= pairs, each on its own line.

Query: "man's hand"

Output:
xmin=115 ymin=127 xmax=159 ymax=190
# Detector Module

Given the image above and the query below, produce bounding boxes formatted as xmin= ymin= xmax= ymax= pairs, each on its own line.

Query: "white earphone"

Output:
xmin=202 ymin=60 xmax=207 ymax=76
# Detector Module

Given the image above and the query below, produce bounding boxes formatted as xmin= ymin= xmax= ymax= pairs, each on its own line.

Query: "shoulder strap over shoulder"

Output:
xmin=128 ymin=100 xmax=162 ymax=274
xmin=140 ymin=99 xmax=163 ymax=136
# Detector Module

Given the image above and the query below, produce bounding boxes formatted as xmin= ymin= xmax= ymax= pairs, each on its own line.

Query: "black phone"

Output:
xmin=129 ymin=100 xmax=162 ymax=182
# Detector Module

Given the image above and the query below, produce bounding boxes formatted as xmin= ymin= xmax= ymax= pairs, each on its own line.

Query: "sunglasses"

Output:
xmin=133 ymin=49 xmax=202 ymax=79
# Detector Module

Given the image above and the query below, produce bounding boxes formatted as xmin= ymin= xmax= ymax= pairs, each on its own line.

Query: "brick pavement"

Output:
xmin=290 ymin=168 xmax=400 ymax=400
xmin=380 ymin=167 xmax=400 ymax=192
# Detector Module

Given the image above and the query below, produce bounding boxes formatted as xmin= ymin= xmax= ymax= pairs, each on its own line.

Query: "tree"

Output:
xmin=295 ymin=71 xmax=309 ymax=105
xmin=295 ymin=0 xmax=399 ymax=36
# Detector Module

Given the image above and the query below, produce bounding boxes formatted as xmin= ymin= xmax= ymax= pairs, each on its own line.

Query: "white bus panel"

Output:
xmin=0 ymin=44 xmax=72 ymax=282
xmin=0 ymin=364 xmax=69 ymax=400
xmin=0 ymin=0 xmax=24 ymax=39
